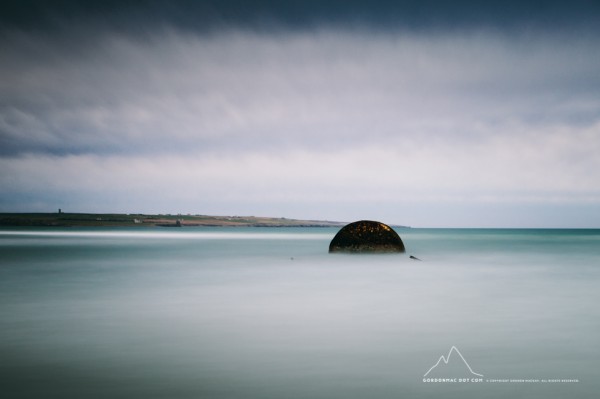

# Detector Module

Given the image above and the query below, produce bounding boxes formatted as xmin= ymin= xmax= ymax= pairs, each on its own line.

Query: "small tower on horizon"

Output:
xmin=58 ymin=208 xmax=62 ymax=214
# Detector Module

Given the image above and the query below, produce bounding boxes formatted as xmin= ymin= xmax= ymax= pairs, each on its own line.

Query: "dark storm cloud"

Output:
xmin=2 ymin=0 xmax=600 ymax=33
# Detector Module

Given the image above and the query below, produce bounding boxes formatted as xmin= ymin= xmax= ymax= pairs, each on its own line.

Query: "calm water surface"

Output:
xmin=1 ymin=227 xmax=599 ymax=398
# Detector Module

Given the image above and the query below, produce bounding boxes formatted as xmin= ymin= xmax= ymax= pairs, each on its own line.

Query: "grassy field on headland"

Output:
xmin=0 ymin=213 xmax=346 ymax=228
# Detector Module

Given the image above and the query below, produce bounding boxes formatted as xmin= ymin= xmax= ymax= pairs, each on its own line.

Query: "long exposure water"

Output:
xmin=1 ymin=227 xmax=599 ymax=398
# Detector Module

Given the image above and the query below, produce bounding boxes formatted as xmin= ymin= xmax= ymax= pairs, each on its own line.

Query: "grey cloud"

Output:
xmin=1 ymin=4 xmax=600 ymax=226
xmin=1 ymin=28 xmax=599 ymax=158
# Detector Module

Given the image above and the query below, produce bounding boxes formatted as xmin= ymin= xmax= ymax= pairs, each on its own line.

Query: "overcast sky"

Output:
xmin=1 ymin=1 xmax=599 ymax=227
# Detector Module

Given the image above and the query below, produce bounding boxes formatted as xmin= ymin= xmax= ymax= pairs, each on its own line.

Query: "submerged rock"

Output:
xmin=329 ymin=220 xmax=406 ymax=253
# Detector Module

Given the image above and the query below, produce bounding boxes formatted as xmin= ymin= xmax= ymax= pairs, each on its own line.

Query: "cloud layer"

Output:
xmin=1 ymin=19 xmax=599 ymax=226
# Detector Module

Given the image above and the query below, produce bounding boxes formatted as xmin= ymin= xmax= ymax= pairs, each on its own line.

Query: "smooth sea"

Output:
xmin=1 ymin=227 xmax=599 ymax=398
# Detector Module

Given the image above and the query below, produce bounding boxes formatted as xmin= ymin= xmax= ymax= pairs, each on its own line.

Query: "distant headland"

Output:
xmin=0 ymin=212 xmax=352 ymax=228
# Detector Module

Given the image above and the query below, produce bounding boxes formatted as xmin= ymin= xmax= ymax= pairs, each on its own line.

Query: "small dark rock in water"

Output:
xmin=409 ymin=255 xmax=421 ymax=261
xmin=329 ymin=220 xmax=406 ymax=253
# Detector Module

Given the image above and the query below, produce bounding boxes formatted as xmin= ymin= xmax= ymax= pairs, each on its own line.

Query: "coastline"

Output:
xmin=0 ymin=212 xmax=347 ymax=228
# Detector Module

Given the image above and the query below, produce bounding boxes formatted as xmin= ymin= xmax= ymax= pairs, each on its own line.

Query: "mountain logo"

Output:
xmin=423 ymin=346 xmax=483 ymax=378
